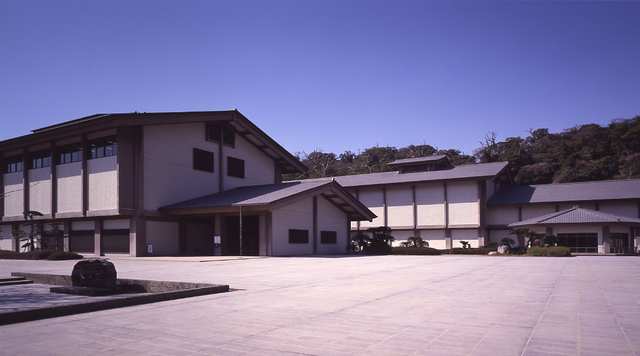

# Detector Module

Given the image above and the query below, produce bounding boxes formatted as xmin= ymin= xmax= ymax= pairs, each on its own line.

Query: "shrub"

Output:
xmin=391 ymin=247 xmax=440 ymax=255
xmin=400 ymin=236 xmax=429 ymax=248
xmin=445 ymin=247 xmax=497 ymax=255
xmin=0 ymin=249 xmax=83 ymax=260
xmin=527 ymin=246 xmax=571 ymax=257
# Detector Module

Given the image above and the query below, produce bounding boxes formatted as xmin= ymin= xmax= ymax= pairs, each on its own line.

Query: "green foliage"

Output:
xmin=527 ymin=246 xmax=571 ymax=257
xmin=400 ymin=236 xmax=429 ymax=248
xmin=542 ymin=235 xmax=559 ymax=246
xmin=350 ymin=227 xmax=395 ymax=255
xmin=446 ymin=247 xmax=497 ymax=255
xmin=500 ymin=237 xmax=515 ymax=249
xmin=0 ymin=250 xmax=83 ymax=260
xmin=482 ymin=242 xmax=498 ymax=248
xmin=391 ymin=247 xmax=441 ymax=255
xmin=459 ymin=240 xmax=470 ymax=249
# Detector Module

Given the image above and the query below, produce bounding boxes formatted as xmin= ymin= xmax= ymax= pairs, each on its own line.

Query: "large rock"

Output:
xmin=71 ymin=259 xmax=117 ymax=289
xmin=497 ymin=246 xmax=509 ymax=254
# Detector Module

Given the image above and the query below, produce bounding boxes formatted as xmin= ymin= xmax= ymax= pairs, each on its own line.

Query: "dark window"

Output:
xmin=29 ymin=149 xmax=51 ymax=169
xmin=193 ymin=148 xmax=214 ymax=173
xmin=4 ymin=155 xmax=24 ymax=173
xmin=88 ymin=135 xmax=117 ymax=159
xmin=207 ymin=123 xmax=235 ymax=147
xmin=227 ymin=156 xmax=245 ymax=178
xmin=557 ymin=233 xmax=598 ymax=253
xmin=289 ymin=229 xmax=309 ymax=244
xmin=102 ymin=229 xmax=130 ymax=254
xmin=321 ymin=231 xmax=337 ymax=244
xmin=57 ymin=143 xmax=82 ymax=164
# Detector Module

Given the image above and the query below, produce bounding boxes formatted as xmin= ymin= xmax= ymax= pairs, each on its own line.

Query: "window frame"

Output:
xmin=289 ymin=229 xmax=309 ymax=244
xmin=227 ymin=156 xmax=245 ymax=179
xmin=56 ymin=143 xmax=83 ymax=165
xmin=88 ymin=135 xmax=117 ymax=160
xmin=193 ymin=148 xmax=215 ymax=173
xmin=4 ymin=154 xmax=24 ymax=174
xmin=207 ymin=122 xmax=235 ymax=148
xmin=29 ymin=149 xmax=51 ymax=170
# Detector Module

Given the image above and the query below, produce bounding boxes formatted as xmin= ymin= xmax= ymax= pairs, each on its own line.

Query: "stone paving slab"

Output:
xmin=1 ymin=255 xmax=639 ymax=355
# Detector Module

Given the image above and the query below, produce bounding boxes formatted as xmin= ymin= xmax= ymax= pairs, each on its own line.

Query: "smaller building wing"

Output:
xmin=509 ymin=206 xmax=640 ymax=227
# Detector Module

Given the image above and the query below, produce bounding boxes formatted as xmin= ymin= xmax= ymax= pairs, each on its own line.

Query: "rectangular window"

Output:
xmin=4 ymin=155 xmax=23 ymax=173
xmin=56 ymin=143 xmax=82 ymax=164
xmin=207 ymin=123 xmax=235 ymax=147
xmin=227 ymin=156 xmax=245 ymax=178
xmin=88 ymin=135 xmax=117 ymax=159
xmin=289 ymin=229 xmax=309 ymax=244
xmin=321 ymin=231 xmax=337 ymax=244
xmin=29 ymin=149 xmax=51 ymax=170
xmin=193 ymin=148 xmax=214 ymax=173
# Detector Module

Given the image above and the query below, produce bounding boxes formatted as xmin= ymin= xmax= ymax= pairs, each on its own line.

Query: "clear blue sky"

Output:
xmin=1 ymin=0 xmax=639 ymax=158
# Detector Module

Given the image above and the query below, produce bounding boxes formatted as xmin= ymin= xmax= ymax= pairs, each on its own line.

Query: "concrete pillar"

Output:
xmin=94 ymin=218 xmax=102 ymax=256
xmin=601 ymin=226 xmax=610 ymax=254
xmin=445 ymin=229 xmax=452 ymax=249
xmin=259 ymin=210 xmax=268 ymax=256
xmin=130 ymin=215 xmax=146 ymax=257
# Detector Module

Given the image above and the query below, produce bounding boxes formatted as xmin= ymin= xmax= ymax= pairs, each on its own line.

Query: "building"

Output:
xmin=321 ymin=156 xmax=640 ymax=254
xmin=0 ymin=110 xmax=375 ymax=256
xmin=325 ymin=156 xmax=512 ymax=249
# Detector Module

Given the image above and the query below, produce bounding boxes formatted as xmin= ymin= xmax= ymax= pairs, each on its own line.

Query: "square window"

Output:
xmin=289 ymin=229 xmax=309 ymax=244
xmin=321 ymin=231 xmax=337 ymax=244
xmin=193 ymin=148 xmax=214 ymax=173
xmin=227 ymin=156 xmax=245 ymax=178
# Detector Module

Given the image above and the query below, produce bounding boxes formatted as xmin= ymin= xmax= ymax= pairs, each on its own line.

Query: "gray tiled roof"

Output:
xmin=160 ymin=181 xmax=332 ymax=209
xmin=488 ymin=179 xmax=640 ymax=205
xmin=159 ymin=180 xmax=376 ymax=221
xmin=305 ymin=161 xmax=509 ymax=188
xmin=509 ymin=206 xmax=640 ymax=227
xmin=387 ymin=155 xmax=448 ymax=166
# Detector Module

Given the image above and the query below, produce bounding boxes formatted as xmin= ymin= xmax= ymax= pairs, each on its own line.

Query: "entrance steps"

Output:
xmin=0 ymin=277 xmax=34 ymax=286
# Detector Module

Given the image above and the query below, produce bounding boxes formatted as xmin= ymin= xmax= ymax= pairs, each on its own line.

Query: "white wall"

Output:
xmin=57 ymin=162 xmax=83 ymax=213
xmin=452 ymin=229 xmax=480 ymax=248
xmin=144 ymin=123 xmax=221 ymax=210
xmin=358 ymin=188 xmax=384 ymax=228
xmin=599 ymin=202 xmax=638 ymax=218
xmin=416 ymin=183 xmax=445 ymax=227
xmin=420 ymin=229 xmax=446 ymax=249
xmin=487 ymin=206 xmax=519 ymax=226
xmin=521 ymin=205 xmax=556 ymax=220
xmin=448 ymin=182 xmax=479 ymax=226
xmin=223 ymin=132 xmax=276 ymax=190
xmin=88 ymin=155 xmax=118 ymax=211
xmin=28 ymin=167 xmax=52 ymax=215
xmin=390 ymin=229 xmax=415 ymax=247
xmin=3 ymin=172 xmax=23 ymax=217
xmin=386 ymin=186 xmax=413 ymax=228
xmin=317 ymin=196 xmax=348 ymax=254
xmin=146 ymin=221 xmax=179 ymax=255
xmin=271 ymin=198 xmax=314 ymax=256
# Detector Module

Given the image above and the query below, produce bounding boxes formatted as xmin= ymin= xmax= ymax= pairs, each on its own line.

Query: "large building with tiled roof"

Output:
xmin=0 ymin=111 xmax=375 ymax=256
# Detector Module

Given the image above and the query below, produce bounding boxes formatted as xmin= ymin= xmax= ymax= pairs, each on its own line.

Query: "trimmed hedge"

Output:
xmin=527 ymin=246 xmax=571 ymax=257
xmin=391 ymin=247 xmax=441 ymax=255
xmin=0 ymin=250 xmax=83 ymax=260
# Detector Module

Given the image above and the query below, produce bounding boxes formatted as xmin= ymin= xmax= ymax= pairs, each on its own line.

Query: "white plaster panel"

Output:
xmin=521 ymin=205 xmax=556 ymax=220
xmin=146 ymin=221 xmax=179 ymax=256
xmin=56 ymin=162 xmax=83 ymax=213
xmin=611 ymin=226 xmax=631 ymax=234
xmin=271 ymin=198 xmax=314 ymax=256
xmin=390 ymin=229 xmax=415 ymax=247
xmin=358 ymin=188 xmax=385 ymax=228
xmin=599 ymin=202 xmax=638 ymax=218
xmin=451 ymin=229 xmax=479 ymax=248
xmin=3 ymin=172 xmax=24 ymax=217
xmin=317 ymin=196 xmax=348 ymax=254
xmin=386 ymin=186 xmax=414 ymax=228
xmin=72 ymin=221 xmax=95 ymax=231
xmin=0 ymin=225 xmax=13 ymax=251
xmin=88 ymin=155 xmax=118 ymax=211
xmin=28 ymin=167 xmax=52 ymax=215
xmin=143 ymin=123 xmax=220 ymax=210
xmin=448 ymin=182 xmax=479 ymax=226
xmin=103 ymin=219 xmax=130 ymax=230
xmin=420 ymin=229 xmax=446 ymax=249
xmin=415 ymin=184 xmax=445 ymax=226
xmin=487 ymin=206 xmax=519 ymax=226
xmin=223 ymin=132 xmax=276 ymax=190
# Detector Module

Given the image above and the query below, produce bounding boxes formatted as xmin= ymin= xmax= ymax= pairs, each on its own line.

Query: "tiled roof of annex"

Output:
xmin=509 ymin=206 xmax=640 ymax=227
xmin=488 ymin=179 xmax=640 ymax=205
xmin=302 ymin=161 xmax=509 ymax=188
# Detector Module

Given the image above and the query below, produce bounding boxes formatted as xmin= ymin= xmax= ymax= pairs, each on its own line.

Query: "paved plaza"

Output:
xmin=1 ymin=255 xmax=639 ymax=356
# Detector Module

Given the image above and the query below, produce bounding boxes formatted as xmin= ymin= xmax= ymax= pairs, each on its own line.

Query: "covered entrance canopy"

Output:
xmin=159 ymin=180 xmax=376 ymax=256
xmin=509 ymin=206 xmax=640 ymax=254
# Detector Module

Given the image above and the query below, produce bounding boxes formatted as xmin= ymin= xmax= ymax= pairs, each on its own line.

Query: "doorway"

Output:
xmin=225 ymin=215 xmax=259 ymax=256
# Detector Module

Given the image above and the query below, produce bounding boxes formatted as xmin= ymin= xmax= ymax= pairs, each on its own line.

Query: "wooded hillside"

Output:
xmin=285 ymin=116 xmax=640 ymax=186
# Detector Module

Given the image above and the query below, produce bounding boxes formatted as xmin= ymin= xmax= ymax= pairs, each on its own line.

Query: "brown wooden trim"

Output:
xmin=412 ymin=185 xmax=417 ymax=229
xmin=50 ymin=142 xmax=57 ymax=217
xmin=313 ymin=196 xmax=318 ymax=254
xmin=443 ymin=183 xmax=449 ymax=228
xmin=382 ymin=186 xmax=387 ymax=227
xmin=22 ymin=147 xmax=28 ymax=216
xmin=81 ymin=135 xmax=88 ymax=216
